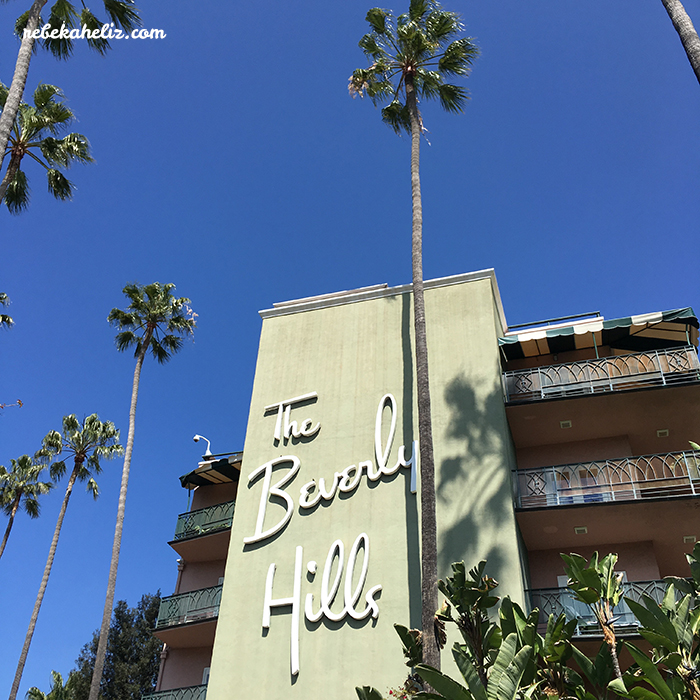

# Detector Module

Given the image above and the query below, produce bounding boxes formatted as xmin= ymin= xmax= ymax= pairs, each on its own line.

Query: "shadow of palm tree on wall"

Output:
xmin=436 ymin=374 xmax=518 ymax=594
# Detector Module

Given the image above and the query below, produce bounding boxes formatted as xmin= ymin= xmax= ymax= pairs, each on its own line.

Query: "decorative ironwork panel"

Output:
xmin=527 ymin=580 xmax=675 ymax=636
xmin=516 ymin=450 xmax=700 ymax=508
xmin=156 ymin=585 xmax=223 ymax=629
xmin=503 ymin=347 xmax=700 ymax=402
xmin=143 ymin=685 xmax=207 ymax=700
xmin=173 ymin=500 xmax=235 ymax=541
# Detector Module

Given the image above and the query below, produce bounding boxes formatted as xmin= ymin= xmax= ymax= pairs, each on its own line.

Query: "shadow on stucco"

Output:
xmin=436 ymin=374 xmax=515 ymax=593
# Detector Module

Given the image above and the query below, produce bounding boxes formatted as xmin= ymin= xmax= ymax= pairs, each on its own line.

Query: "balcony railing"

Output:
xmin=528 ymin=580 xmax=670 ymax=635
xmin=156 ymin=585 xmax=222 ymax=629
xmin=503 ymin=346 xmax=700 ymax=402
xmin=173 ymin=500 xmax=235 ymax=541
xmin=143 ymin=685 xmax=207 ymax=700
xmin=516 ymin=450 xmax=700 ymax=508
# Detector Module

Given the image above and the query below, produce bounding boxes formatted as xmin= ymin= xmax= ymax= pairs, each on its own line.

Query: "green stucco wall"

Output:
xmin=207 ymin=273 xmax=525 ymax=699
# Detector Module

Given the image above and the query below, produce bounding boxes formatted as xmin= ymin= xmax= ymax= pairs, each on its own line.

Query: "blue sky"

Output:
xmin=1 ymin=0 xmax=699 ymax=695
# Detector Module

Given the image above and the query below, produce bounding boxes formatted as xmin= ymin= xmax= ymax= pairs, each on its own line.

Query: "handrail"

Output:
xmin=516 ymin=450 xmax=700 ymax=508
xmin=143 ymin=685 xmax=207 ymax=700
xmin=503 ymin=346 xmax=700 ymax=402
xmin=173 ymin=500 xmax=235 ymax=541
xmin=155 ymin=585 xmax=222 ymax=629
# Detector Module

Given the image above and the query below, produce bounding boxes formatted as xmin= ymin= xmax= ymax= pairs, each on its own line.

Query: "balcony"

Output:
xmin=156 ymin=585 xmax=222 ymax=630
xmin=173 ymin=500 xmax=235 ymax=541
xmin=143 ymin=686 xmax=207 ymax=700
xmin=516 ymin=451 xmax=700 ymax=509
xmin=503 ymin=347 xmax=700 ymax=403
xmin=528 ymin=580 xmax=669 ymax=636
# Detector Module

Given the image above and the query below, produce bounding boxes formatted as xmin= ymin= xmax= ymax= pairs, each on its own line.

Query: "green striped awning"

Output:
xmin=499 ymin=307 xmax=699 ymax=361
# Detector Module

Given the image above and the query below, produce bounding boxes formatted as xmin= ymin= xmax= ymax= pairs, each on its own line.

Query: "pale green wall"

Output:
xmin=207 ymin=274 xmax=524 ymax=700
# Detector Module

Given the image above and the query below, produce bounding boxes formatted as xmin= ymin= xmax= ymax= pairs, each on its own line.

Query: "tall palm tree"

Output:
xmin=350 ymin=0 xmax=477 ymax=669
xmin=660 ymin=0 xmax=700 ymax=85
xmin=0 ymin=0 xmax=140 ymax=184
xmin=0 ymin=454 xmax=53 ymax=561
xmin=88 ymin=283 xmax=196 ymax=700
xmin=0 ymin=82 xmax=93 ymax=213
xmin=9 ymin=414 xmax=122 ymax=700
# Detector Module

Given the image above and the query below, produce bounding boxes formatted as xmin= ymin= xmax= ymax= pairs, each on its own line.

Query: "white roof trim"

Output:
xmin=259 ymin=269 xmax=508 ymax=331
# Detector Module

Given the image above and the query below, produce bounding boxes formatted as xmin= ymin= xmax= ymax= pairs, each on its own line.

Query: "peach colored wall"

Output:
xmin=527 ymin=540 xmax=660 ymax=588
xmin=160 ymin=646 xmax=212 ymax=690
xmin=177 ymin=559 xmax=226 ymax=594
xmin=516 ymin=435 xmax=632 ymax=470
xmin=191 ymin=481 xmax=238 ymax=510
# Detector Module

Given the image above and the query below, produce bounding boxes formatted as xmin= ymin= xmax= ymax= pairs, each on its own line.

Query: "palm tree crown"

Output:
xmin=0 ymin=454 xmax=53 ymax=561
xmin=0 ymin=82 xmax=93 ymax=214
xmin=350 ymin=0 xmax=478 ymax=133
xmin=108 ymin=282 xmax=196 ymax=363
xmin=37 ymin=414 xmax=123 ymax=497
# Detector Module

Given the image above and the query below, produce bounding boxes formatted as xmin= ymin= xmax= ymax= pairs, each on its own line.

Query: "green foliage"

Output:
xmin=0 ymin=455 xmax=53 ymax=519
xmin=0 ymin=82 xmax=93 ymax=214
xmin=0 ymin=292 xmax=14 ymax=328
xmin=350 ymin=0 xmax=478 ymax=134
xmin=37 ymin=414 xmax=122 ymax=496
xmin=108 ymin=283 xmax=196 ymax=364
xmin=26 ymin=670 xmax=79 ymax=700
xmin=68 ymin=593 xmax=162 ymax=700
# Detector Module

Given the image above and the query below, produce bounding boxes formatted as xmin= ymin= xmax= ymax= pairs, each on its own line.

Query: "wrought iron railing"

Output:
xmin=503 ymin=346 xmax=700 ymax=402
xmin=528 ymin=580 xmax=669 ymax=635
xmin=156 ymin=585 xmax=222 ymax=629
xmin=173 ymin=500 xmax=235 ymax=541
xmin=143 ymin=685 xmax=207 ymax=700
xmin=516 ymin=450 xmax=700 ymax=508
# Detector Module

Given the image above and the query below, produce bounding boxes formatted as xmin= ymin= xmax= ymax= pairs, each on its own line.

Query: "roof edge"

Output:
xmin=259 ymin=269 xmax=508 ymax=330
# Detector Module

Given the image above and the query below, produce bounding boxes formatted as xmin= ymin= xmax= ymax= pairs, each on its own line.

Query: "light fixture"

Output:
xmin=574 ymin=526 xmax=588 ymax=535
xmin=193 ymin=434 xmax=212 ymax=456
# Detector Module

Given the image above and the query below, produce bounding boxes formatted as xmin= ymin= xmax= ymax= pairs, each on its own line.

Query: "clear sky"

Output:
xmin=0 ymin=0 xmax=699 ymax=695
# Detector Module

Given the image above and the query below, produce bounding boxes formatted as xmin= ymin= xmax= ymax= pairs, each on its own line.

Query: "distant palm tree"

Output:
xmin=9 ymin=414 xmax=122 ymax=700
xmin=0 ymin=0 xmax=140 ymax=191
xmin=0 ymin=454 xmax=53 ymax=561
xmin=0 ymin=82 xmax=93 ymax=213
xmin=26 ymin=670 xmax=78 ymax=700
xmin=351 ymin=0 xmax=477 ymax=669
xmin=660 ymin=0 xmax=700 ymax=85
xmin=88 ymin=283 xmax=196 ymax=700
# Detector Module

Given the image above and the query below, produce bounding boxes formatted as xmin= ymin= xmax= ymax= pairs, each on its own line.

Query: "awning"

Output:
xmin=499 ymin=308 xmax=699 ymax=361
xmin=179 ymin=452 xmax=243 ymax=489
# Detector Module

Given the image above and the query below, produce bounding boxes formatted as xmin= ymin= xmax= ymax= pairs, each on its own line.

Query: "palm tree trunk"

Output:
xmin=88 ymin=330 xmax=151 ymax=700
xmin=660 ymin=0 xmax=700 ymax=85
xmin=0 ymin=495 xmax=21 ymax=560
xmin=0 ymin=0 xmax=47 ymax=171
xmin=9 ymin=467 xmax=78 ymax=700
xmin=405 ymin=74 xmax=440 ymax=671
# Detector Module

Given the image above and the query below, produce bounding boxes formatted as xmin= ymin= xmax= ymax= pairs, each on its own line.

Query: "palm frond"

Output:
xmin=381 ymin=100 xmax=411 ymax=134
xmin=41 ymin=0 xmax=79 ymax=60
xmin=46 ymin=168 xmax=74 ymax=200
xmin=407 ymin=0 xmax=429 ymax=24
xmin=438 ymin=37 xmax=479 ymax=75
xmin=33 ymin=84 xmax=63 ymax=110
xmin=81 ymin=8 xmax=110 ymax=55
xmin=425 ymin=8 xmax=461 ymax=43
xmin=103 ymin=0 xmax=141 ymax=33
xmin=438 ymin=82 xmax=468 ymax=112
xmin=365 ymin=8 xmax=391 ymax=35
xmin=0 ymin=82 xmax=8 ymax=109
xmin=4 ymin=168 xmax=30 ymax=214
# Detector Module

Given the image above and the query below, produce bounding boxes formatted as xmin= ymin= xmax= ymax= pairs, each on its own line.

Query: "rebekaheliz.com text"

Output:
xmin=24 ymin=23 xmax=166 ymax=41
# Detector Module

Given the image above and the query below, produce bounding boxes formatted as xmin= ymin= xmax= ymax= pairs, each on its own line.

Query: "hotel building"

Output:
xmin=145 ymin=270 xmax=700 ymax=700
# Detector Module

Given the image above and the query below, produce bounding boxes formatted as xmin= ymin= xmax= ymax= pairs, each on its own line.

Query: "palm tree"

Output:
xmin=87 ymin=282 xmax=196 ymax=700
xmin=26 ymin=670 xmax=78 ymax=700
xmin=0 ymin=82 xmax=93 ymax=213
xmin=0 ymin=0 xmax=140 ymax=185
xmin=9 ymin=414 xmax=122 ymax=700
xmin=0 ymin=454 xmax=53 ymax=561
xmin=350 ymin=0 xmax=477 ymax=669
xmin=660 ymin=0 xmax=700 ymax=85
